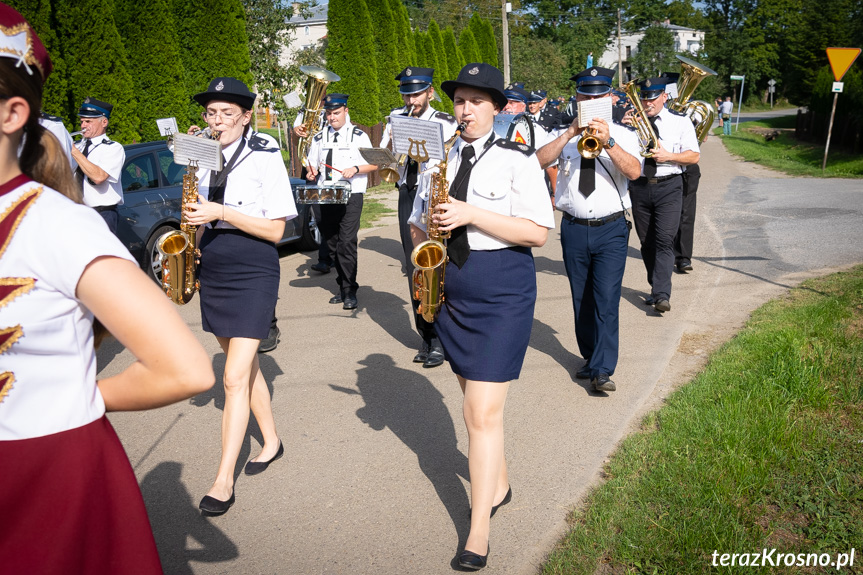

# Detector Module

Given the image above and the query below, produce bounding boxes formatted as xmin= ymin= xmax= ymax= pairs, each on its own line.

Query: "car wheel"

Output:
xmin=145 ymin=225 xmax=176 ymax=283
xmin=297 ymin=208 xmax=321 ymax=251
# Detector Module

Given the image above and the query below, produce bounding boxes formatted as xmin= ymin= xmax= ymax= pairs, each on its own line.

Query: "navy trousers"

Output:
xmin=560 ymin=215 xmax=629 ymax=378
xmin=673 ymin=164 xmax=700 ymax=266
xmin=398 ymin=183 xmax=437 ymax=344
xmin=630 ymin=176 xmax=683 ymax=301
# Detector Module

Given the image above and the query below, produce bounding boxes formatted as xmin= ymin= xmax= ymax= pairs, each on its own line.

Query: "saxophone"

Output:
xmin=410 ymin=123 xmax=466 ymax=322
xmin=157 ymin=163 xmax=201 ymax=304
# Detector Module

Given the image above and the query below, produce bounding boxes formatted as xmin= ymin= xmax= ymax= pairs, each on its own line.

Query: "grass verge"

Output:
xmin=360 ymin=183 xmax=396 ymax=229
xmin=714 ymin=116 xmax=863 ymax=178
xmin=543 ymin=265 xmax=863 ymax=574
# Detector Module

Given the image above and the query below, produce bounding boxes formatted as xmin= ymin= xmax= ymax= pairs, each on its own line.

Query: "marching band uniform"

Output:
xmin=305 ymin=93 xmax=372 ymax=310
xmin=74 ymin=98 xmax=125 ymax=234
xmin=39 ymin=111 xmax=74 ymax=166
xmin=0 ymin=175 xmax=162 ymax=574
xmin=380 ymin=67 xmax=457 ymax=367
xmin=629 ymin=77 xmax=700 ymax=312
xmin=547 ymin=67 xmax=644 ymax=392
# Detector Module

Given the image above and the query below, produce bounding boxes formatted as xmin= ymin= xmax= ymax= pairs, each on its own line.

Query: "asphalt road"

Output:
xmin=100 ymin=120 xmax=862 ymax=575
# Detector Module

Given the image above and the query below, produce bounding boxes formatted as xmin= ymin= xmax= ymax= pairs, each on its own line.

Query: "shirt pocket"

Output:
xmin=469 ymin=179 xmax=509 ymax=214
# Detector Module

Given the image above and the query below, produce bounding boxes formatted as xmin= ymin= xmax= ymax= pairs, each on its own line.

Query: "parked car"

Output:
xmin=117 ymin=140 xmax=320 ymax=282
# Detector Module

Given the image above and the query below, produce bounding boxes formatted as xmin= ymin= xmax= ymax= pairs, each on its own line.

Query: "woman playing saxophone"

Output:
xmin=407 ymin=63 xmax=555 ymax=571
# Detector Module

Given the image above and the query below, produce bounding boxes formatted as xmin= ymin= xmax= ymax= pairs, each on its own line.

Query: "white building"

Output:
xmin=598 ymin=20 xmax=705 ymax=83
xmin=279 ymin=1 xmax=329 ymax=67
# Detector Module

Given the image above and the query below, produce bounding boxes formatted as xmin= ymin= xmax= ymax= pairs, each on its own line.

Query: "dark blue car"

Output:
xmin=117 ymin=140 xmax=320 ymax=281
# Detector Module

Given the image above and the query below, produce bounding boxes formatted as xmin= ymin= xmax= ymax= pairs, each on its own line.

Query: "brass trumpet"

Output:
xmin=379 ymin=105 xmax=415 ymax=183
xmin=577 ymin=128 xmax=602 ymax=159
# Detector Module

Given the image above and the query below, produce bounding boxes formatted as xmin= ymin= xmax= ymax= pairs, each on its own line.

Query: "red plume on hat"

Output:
xmin=0 ymin=2 xmax=53 ymax=83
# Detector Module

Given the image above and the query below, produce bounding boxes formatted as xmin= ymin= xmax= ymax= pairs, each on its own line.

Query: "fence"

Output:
xmin=795 ymin=109 xmax=862 ymax=154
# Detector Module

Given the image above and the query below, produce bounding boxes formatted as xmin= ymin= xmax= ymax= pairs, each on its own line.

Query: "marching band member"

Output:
xmin=629 ymin=76 xmax=700 ymax=313
xmin=38 ymin=110 xmax=74 ymax=166
xmin=303 ymin=93 xmax=375 ymax=310
xmin=380 ymin=66 xmax=457 ymax=368
xmin=71 ymin=96 xmax=125 ymax=235
xmin=185 ymin=77 xmax=297 ymax=515
xmin=0 ymin=6 xmax=213 ymax=572
xmin=409 ymin=63 xmax=555 ymax=570
xmin=536 ymin=66 xmax=643 ymax=393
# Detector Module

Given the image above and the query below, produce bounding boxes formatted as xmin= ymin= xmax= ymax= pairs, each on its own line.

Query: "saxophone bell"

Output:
xmin=157 ymin=162 xmax=201 ymax=305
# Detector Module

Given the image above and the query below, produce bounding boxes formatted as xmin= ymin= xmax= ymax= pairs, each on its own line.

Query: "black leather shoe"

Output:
xmin=676 ymin=260 xmax=693 ymax=273
xmin=199 ymin=492 xmax=235 ymax=516
xmin=244 ymin=441 xmax=284 ymax=476
xmin=310 ymin=262 xmax=331 ymax=273
xmin=343 ymin=293 xmax=358 ymax=310
xmin=592 ymin=373 xmax=616 ymax=392
xmin=654 ymin=299 xmax=671 ymax=313
xmin=576 ymin=366 xmax=592 ymax=379
xmin=490 ymin=486 xmax=512 ymax=518
xmin=413 ymin=341 xmax=430 ymax=363
xmin=644 ymin=296 xmax=656 ymax=306
xmin=423 ymin=343 xmax=444 ymax=368
xmin=458 ymin=546 xmax=489 ymax=570
xmin=257 ymin=326 xmax=280 ymax=353
xmin=329 ymin=293 xmax=344 ymax=304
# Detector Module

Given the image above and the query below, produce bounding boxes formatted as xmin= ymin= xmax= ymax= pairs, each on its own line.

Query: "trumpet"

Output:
xmin=379 ymin=105 xmax=415 ymax=183
xmin=577 ymin=127 xmax=602 ymax=159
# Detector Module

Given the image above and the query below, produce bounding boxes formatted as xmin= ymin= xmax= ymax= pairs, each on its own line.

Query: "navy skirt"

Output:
xmin=436 ymin=246 xmax=536 ymax=382
xmin=198 ymin=228 xmax=279 ymax=339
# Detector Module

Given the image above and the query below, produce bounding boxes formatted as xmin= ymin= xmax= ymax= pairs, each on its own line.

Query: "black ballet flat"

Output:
xmin=458 ymin=546 xmax=489 ymax=570
xmin=468 ymin=486 xmax=513 ymax=519
xmin=244 ymin=441 xmax=284 ymax=476
xmin=199 ymin=492 xmax=235 ymax=516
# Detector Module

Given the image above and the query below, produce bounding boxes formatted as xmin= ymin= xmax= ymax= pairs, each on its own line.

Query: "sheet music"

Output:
xmin=577 ymin=98 xmax=613 ymax=128
xmin=389 ymin=115 xmax=445 ymax=161
xmin=172 ymin=133 xmax=223 ymax=172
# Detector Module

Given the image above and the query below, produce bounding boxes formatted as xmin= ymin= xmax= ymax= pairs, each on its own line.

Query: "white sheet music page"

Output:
xmin=577 ymin=98 xmax=613 ymax=128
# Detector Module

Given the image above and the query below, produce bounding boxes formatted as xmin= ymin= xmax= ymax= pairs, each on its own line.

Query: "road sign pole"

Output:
xmin=735 ymin=76 xmax=745 ymax=132
xmin=822 ymin=91 xmax=839 ymax=171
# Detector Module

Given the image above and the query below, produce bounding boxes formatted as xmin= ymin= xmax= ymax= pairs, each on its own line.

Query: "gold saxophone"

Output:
xmin=410 ymin=122 xmax=466 ymax=323
xmin=157 ymin=163 xmax=201 ymax=305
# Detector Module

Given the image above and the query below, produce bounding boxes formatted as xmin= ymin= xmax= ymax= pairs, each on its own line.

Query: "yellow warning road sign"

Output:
xmin=826 ymin=47 xmax=861 ymax=81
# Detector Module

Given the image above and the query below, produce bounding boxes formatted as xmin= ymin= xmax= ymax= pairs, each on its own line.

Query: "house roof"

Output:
xmin=289 ymin=1 xmax=328 ymax=25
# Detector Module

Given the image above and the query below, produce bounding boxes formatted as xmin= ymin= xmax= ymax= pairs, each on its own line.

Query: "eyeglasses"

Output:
xmin=203 ymin=109 xmax=242 ymax=120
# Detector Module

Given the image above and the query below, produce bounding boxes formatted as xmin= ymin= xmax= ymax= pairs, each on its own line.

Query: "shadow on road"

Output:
xmin=331 ymin=353 xmax=471 ymax=556
xmin=142 ymin=462 xmax=238 ymax=575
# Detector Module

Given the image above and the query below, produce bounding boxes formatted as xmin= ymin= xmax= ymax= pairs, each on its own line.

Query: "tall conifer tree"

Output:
xmin=469 ymin=13 xmax=498 ymax=67
xmin=368 ymin=0 xmax=401 ymax=117
xmin=389 ymin=0 xmax=415 ymax=71
xmin=55 ymin=0 xmax=140 ymax=142
xmin=427 ymin=20 xmax=452 ymax=112
xmin=458 ymin=27 xmax=482 ymax=66
xmin=324 ymin=0 xmax=380 ymax=126
xmin=115 ymin=0 xmax=188 ymax=141
xmin=442 ymin=26 xmax=464 ymax=84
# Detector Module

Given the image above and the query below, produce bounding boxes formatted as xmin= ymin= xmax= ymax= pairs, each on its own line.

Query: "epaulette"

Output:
xmin=313 ymin=133 xmax=323 ymax=141
xmin=249 ymin=134 xmax=278 ymax=152
xmin=495 ymin=138 xmax=534 ymax=156
xmin=103 ymin=139 xmax=116 ymax=145
xmin=40 ymin=112 xmax=64 ymax=123
xmin=434 ymin=111 xmax=456 ymax=123
xmin=353 ymin=127 xmax=365 ymax=137
xmin=668 ymin=108 xmax=687 ymax=117
xmin=613 ymin=119 xmax=638 ymax=132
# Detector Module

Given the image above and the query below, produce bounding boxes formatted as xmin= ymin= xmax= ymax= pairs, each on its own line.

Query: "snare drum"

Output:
xmin=294 ymin=182 xmax=352 ymax=204
xmin=493 ymin=113 xmax=535 ymax=148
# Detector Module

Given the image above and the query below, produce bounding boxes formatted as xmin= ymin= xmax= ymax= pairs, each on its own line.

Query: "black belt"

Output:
xmin=93 ymin=205 xmax=118 ymax=213
xmin=562 ymin=210 xmax=624 ymax=227
xmin=635 ymin=173 xmax=682 ymax=185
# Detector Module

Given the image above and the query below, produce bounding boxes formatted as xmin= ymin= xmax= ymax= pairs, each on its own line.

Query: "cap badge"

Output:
xmin=406 ymin=69 xmax=412 ymax=76
xmin=84 ymin=97 xmax=91 ymax=103
xmin=215 ymin=81 xmax=224 ymax=91
xmin=645 ymin=80 xmax=652 ymax=88
xmin=469 ymin=66 xmax=480 ymax=76
xmin=590 ymin=69 xmax=597 ymax=77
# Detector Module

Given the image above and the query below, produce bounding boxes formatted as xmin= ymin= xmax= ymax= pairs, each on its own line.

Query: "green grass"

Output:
xmin=360 ymin=183 xmax=396 ymax=229
xmin=715 ymin=116 xmax=863 ymax=178
xmin=543 ymin=266 xmax=863 ymax=574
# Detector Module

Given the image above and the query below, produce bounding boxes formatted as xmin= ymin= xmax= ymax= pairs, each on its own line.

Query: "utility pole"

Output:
xmin=502 ymin=0 xmax=511 ymax=85
xmin=617 ymin=9 xmax=623 ymax=85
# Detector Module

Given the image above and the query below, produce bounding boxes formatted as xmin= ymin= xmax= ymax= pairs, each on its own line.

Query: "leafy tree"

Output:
xmin=468 ymin=13 xmax=498 ymax=67
xmin=368 ymin=0 xmax=402 ymax=117
xmin=442 ymin=26 xmax=465 ymax=84
xmin=6 ymin=0 xmax=71 ymax=124
xmin=510 ymin=34 xmax=569 ymax=96
xmin=324 ymin=0 xmax=380 ymax=126
xmin=631 ymin=24 xmax=677 ymax=78
xmin=414 ymin=30 xmax=429 ymax=67
xmin=115 ymin=0 xmax=188 ymax=141
xmin=55 ymin=0 xmax=140 ymax=142
xmin=388 ymin=0 xmax=416 ymax=74
xmin=458 ymin=27 xmax=482 ymax=65
xmin=427 ymin=19 xmax=452 ymax=112
xmin=173 ymin=0 xmax=252 ymax=125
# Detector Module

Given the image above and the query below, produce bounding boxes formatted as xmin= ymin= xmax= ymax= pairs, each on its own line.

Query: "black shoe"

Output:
xmin=199 ymin=492 xmax=235 ymax=516
xmin=329 ymin=293 xmax=344 ymax=304
xmin=592 ymin=373 xmax=616 ymax=392
xmin=458 ymin=546 xmax=489 ymax=570
xmin=310 ymin=262 xmax=331 ymax=273
xmin=654 ymin=299 xmax=671 ymax=313
xmin=490 ymin=486 xmax=512 ymax=518
xmin=676 ymin=260 xmax=693 ymax=272
xmin=413 ymin=341 xmax=430 ymax=363
xmin=423 ymin=342 xmax=444 ymax=368
xmin=644 ymin=296 xmax=656 ymax=306
xmin=575 ymin=366 xmax=592 ymax=379
xmin=244 ymin=441 xmax=284 ymax=476
xmin=343 ymin=293 xmax=358 ymax=310
xmin=257 ymin=326 xmax=280 ymax=353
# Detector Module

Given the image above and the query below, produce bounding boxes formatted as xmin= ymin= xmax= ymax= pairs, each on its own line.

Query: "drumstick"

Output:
xmin=320 ymin=163 xmax=344 ymax=173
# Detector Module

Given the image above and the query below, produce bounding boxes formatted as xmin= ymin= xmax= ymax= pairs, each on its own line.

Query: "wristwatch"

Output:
xmin=604 ymin=137 xmax=616 ymax=150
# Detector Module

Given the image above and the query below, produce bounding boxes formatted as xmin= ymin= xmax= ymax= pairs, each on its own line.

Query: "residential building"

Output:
xmin=279 ymin=1 xmax=328 ymax=67
xmin=599 ymin=20 xmax=705 ymax=83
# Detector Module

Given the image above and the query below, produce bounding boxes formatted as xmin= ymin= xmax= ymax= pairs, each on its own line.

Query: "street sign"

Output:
xmin=832 ymin=82 xmax=844 ymax=93
xmin=769 ymin=86 xmax=776 ymax=93
xmin=767 ymin=79 xmax=776 ymax=87
xmin=826 ymin=48 xmax=861 ymax=81
xmin=730 ymin=75 xmax=745 ymax=81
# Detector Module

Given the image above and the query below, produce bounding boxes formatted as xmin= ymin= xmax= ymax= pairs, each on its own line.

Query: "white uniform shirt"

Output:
xmin=644 ymin=107 xmax=700 ymax=178
xmin=306 ymin=122 xmax=373 ymax=194
xmin=380 ymin=106 xmax=458 ymax=188
xmin=39 ymin=114 xmax=74 ymax=167
xmin=76 ymin=133 xmax=125 ymax=207
xmin=198 ymin=134 xmax=298 ymax=230
xmin=556 ymin=122 xmax=644 ymax=219
xmin=409 ymin=128 xmax=556 ymax=251
xmin=0 ymin=177 xmax=136 ymax=440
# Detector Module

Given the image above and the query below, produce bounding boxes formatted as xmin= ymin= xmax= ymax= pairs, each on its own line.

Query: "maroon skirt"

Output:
xmin=0 ymin=416 xmax=163 ymax=575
